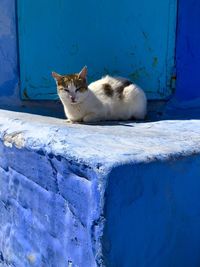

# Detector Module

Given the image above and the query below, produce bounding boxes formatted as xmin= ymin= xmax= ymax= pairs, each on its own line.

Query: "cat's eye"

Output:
xmin=76 ymin=87 xmax=83 ymax=92
xmin=64 ymin=88 xmax=69 ymax=93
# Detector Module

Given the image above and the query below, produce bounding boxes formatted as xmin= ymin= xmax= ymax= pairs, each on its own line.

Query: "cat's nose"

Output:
xmin=70 ymin=95 xmax=76 ymax=102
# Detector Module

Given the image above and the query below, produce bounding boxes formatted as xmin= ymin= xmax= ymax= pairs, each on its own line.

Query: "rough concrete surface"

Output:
xmin=0 ymin=110 xmax=200 ymax=266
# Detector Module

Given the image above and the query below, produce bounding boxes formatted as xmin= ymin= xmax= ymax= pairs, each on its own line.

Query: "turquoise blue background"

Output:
xmin=1 ymin=0 xmax=200 ymax=104
xmin=17 ymin=0 xmax=177 ymax=100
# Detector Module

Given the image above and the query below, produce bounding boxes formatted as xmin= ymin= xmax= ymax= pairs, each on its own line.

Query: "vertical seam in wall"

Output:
xmin=164 ymin=0 xmax=178 ymax=100
xmin=15 ymin=0 xmax=22 ymax=101
xmin=174 ymin=0 xmax=180 ymax=90
xmin=165 ymin=1 xmax=171 ymax=97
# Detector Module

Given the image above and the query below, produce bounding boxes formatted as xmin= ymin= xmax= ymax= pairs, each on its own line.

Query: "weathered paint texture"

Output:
xmin=0 ymin=0 xmax=19 ymax=98
xmin=0 ymin=144 xmax=99 ymax=266
xmin=176 ymin=0 xmax=200 ymax=101
xmin=17 ymin=0 xmax=177 ymax=100
xmin=0 ymin=110 xmax=200 ymax=266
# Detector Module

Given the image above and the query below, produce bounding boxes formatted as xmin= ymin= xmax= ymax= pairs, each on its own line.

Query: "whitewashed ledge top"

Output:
xmin=0 ymin=109 xmax=200 ymax=172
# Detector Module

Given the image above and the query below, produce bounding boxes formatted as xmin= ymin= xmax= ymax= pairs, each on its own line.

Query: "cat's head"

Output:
xmin=52 ymin=66 xmax=88 ymax=104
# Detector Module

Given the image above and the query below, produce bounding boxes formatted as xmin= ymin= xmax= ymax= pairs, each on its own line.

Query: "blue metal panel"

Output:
xmin=176 ymin=0 xmax=200 ymax=101
xmin=17 ymin=0 xmax=177 ymax=100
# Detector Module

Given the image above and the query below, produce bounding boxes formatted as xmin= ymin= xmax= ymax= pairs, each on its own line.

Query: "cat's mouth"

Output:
xmin=69 ymin=97 xmax=77 ymax=104
xmin=70 ymin=100 xmax=78 ymax=104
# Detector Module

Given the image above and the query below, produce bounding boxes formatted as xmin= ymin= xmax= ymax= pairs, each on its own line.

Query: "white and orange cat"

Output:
xmin=52 ymin=66 xmax=147 ymax=123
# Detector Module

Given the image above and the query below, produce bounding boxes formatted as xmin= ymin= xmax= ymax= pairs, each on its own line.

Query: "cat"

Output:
xmin=52 ymin=66 xmax=147 ymax=123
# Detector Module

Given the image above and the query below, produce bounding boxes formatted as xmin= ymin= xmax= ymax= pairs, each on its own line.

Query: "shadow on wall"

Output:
xmin=0 ymin=100 xmax=65 ymax=119
xmin=1 ymin=98 xmax=200 ymax=124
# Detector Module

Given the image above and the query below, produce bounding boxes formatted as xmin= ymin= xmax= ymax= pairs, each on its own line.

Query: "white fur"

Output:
xmin=58 ymin=75 xmax=147 ymax=123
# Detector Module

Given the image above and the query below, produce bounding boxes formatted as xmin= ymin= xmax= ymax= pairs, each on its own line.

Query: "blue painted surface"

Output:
xmin=17 ymin=0 xmax=177 ymax=100
xmin=1 ymin=0 xmax=200 ymax=112
xmin=176 ymin=0 xmax=200 ymax=101
xmin=0 ymin=0 xmax=19 ymax=97
xmin=0 ymin=110 xmax=200 ymax=266
xmin=0 ymin=145 xmax=99 ymax=266
xmin=1 ymin=1 xmax=200 ymax=266
xmin=164 ymin=98 xmax=200 ymax=120
xmin=104 ymin=157 xmax=200 ymax=267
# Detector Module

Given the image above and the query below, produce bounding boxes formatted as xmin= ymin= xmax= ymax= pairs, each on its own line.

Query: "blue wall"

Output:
xmin=0 ymin=0 xmax=19 ymax=98
xmin=0 ymin=1 xmax=65 ymax=117
xmin=0 ymin=141 xmax=98 ymax=266
xmin=1 ymin=111 xmax=200 ymax=266
xmin=176 ymin=0 xmax=200 ymax=101
xmin=17 ymin=0 xmax=177 ymax=100
xmin=0 ymin=0 xmax=200 ymax=105
xmin=104 ymin=156 xmax=200 ymax=267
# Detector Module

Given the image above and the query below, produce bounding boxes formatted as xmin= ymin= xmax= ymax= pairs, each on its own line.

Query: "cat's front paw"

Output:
xmin=66 ymin=118 xmax=74 ymax=124
xmin=83 ymin=114 xmax=99 ymax=123
xmin=66 ymin=118 xmax=83 ymax=124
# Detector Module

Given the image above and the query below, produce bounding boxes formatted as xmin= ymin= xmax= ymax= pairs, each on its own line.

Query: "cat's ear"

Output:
xmin=52 ymin=71 xmax=62 ymax=82
xmin=78 ymin=66 xmax=87 ymax=79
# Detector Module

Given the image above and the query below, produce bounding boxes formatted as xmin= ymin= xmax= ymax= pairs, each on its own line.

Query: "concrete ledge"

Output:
xmin=0 ymin=109 xmax=200 ymax=266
